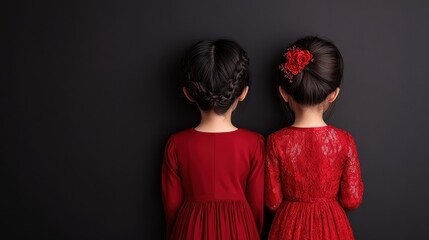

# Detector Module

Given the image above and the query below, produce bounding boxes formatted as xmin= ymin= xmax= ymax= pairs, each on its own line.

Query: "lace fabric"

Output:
xmin=265 ymin=126 xmax=363 ymax=240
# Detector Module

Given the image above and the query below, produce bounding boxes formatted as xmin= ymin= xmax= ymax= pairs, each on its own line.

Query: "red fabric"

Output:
xmin=162 ymin=128 xmax=264 ymax=240
xmin=265 ymin=126 xmax=363 ymax=240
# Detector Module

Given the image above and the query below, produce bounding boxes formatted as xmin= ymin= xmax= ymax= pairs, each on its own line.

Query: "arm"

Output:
xmin=339 ymin=134 xmax=364 ymax=211
xmin=246 ymin=135 xmax=265 ymax=234
xmin=161 ymin=136 xmax=183 ymax=238
xmin=264 ymin=135 xmax=283 ymax=212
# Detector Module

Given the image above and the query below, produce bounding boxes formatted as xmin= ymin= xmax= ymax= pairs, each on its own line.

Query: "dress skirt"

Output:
xmin=268 ymin=199 xmax=354 ymax=240
xmin=171 ymin=200 xmax=260 ymax=240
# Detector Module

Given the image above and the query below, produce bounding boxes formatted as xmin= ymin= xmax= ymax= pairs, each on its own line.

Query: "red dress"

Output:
xmin=265 ymin=126 xmax=363 ymax=240
xmin=162 ymin=128 xmax=264 ymax=240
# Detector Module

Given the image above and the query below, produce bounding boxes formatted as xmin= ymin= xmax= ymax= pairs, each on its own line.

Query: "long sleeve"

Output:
xmin=245 ymin=135 xmax=265 ymax=234
xmin=339 ymin=134 xmax=364 ymax=211
xmin=265 ymin=135 xmax=283 ymax=212
xmin=161 ymin=136 xmax=183 ymax=238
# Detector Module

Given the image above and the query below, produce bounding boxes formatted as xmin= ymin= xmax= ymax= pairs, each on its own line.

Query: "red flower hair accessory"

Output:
xmin=279 ymin=46 xmax=314 ymax=82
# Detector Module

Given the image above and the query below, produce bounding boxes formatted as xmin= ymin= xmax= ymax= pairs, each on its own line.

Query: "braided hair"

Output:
xmin=182 ymin=39 xmax=249 ymax=114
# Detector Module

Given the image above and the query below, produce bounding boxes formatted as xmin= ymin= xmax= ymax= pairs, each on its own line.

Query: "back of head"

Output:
xmin=279 ymin=36 xmax=344 ymax=105
xmin=182 ymin=39 xmax=249 ymax=114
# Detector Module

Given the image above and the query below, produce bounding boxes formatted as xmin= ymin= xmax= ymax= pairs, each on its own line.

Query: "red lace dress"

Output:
xmin=265 ymin=126 xmax=363 ymax=240
xmin=162 ymin=128 xmax=264 ymax=240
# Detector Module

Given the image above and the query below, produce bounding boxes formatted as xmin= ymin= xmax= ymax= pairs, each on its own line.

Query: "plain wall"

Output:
xmin=2 ymin=0 xmax=429 ymax=239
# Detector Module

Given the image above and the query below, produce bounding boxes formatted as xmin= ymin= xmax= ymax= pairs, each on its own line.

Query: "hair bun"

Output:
xmin=279 ymin=36 xmax=343 ymax=105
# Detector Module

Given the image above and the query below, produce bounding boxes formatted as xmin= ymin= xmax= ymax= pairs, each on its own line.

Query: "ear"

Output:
xmin=182 ymin=87 xmax=195 ymax=102
xmin=278 ymin=86 xmax=289 ymax=102
xmin=238 ymin=86 xmax=249 ymax=102
xmin=328 ymin=88 xmax=340 ymax=103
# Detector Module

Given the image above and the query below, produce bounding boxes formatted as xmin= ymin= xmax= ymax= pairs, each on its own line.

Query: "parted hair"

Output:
xmin=279 ymin=36 xmax=344 ymax=105
xmin=182 ymin=39 xmax=250 ymax=114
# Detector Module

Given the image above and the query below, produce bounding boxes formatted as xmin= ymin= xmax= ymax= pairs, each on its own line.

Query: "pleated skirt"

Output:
xmin=170 ymin=200 xmax=259 ymax=240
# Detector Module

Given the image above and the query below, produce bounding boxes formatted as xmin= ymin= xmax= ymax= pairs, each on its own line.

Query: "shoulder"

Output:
xmin=235 ymin=129 xmax=265 ymax=149
xmin=237 ymin=129 xmax=265 ymax=159
xmin=267 ymin=127 xmax=293 ymax=143
xmin=328 ymin=126 xmax=355 ymax=141
xmin=167 ymin=128 xmax=195 ymax=140
xmin=328 ymin=126 xmax=358 ymax=154
xmin=164 ymin=129 xmax=196 ymax=149
xmin=237 ymin=128 xmax=264 ymax=140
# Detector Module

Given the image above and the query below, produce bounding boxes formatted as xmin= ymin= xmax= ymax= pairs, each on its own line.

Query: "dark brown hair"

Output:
xmin=279 ymin=36 xmax=344 ymax=105
xmin=182 ymin=39 xmax=249 ymax=114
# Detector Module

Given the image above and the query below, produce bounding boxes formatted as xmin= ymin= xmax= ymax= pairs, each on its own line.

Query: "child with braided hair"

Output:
xmin=162 ymin=39 xmax=264 ymax=240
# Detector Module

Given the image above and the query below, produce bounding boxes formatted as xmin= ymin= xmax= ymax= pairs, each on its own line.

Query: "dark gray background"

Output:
xmin=2 ymin=0 xmax=428 ymax=239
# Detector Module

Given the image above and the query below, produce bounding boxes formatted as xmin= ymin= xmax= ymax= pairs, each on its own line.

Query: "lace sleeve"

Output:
xmin=339 ymin=133 xmax=364 ymax=211
xmin=161 ymin=136 xmax=183 ymax=238
xmin=265 ymin=135 xmax=283 ymax=212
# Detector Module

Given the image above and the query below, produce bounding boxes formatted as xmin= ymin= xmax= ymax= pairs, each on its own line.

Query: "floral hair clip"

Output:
xmin=279 ymin=46 xmax=314 ymax=83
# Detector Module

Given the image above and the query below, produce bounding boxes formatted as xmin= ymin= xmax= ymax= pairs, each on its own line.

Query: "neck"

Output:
xmin=195 ymin=109 xmax=237 ymax=132
xmin=292 ymin=104 xmax=327 ymax=127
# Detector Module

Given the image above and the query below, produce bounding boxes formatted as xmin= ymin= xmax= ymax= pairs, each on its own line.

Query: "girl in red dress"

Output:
xmin=162 ymin=40 xmax=264 ymax=240
xmin=265 ymin=36 xmax=364 ymax=240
